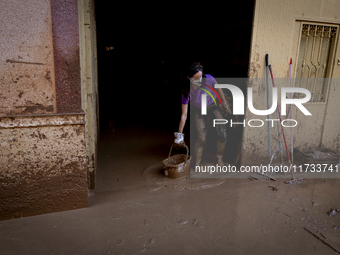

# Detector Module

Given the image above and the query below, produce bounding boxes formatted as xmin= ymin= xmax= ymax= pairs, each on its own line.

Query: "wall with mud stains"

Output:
xmin=0 ymin=114 xmax=87 ymax=221
xmin=0 ymin=0 xmax=56 ymax=115
xmin=0 ymin=0 xmax=89 ymax=221
xmin=241 ymin=0 xmax=340 ymax=165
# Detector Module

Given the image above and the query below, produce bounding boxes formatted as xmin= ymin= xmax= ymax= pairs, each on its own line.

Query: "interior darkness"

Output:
xmin=95 ymin=2 xmax=255 ymax=162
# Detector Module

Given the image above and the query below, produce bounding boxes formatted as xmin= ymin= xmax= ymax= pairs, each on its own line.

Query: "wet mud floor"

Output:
xmin=0 ymin=127 xmax=340 ymax=255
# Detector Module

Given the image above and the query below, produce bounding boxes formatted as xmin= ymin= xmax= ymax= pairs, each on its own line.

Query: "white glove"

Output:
xmin=174 ymin=132 xmax=184 ymax=145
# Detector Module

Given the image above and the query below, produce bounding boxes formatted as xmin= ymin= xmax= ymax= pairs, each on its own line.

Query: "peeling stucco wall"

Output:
xmin=0 ymin=0 xmax=56 ymax=115
xmin=0 ymin=114 xmax=87 ymax=221
xmin=242 ymin=0 xmax=340 ymax=165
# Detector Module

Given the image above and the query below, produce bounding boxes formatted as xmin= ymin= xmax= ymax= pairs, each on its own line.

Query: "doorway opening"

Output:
xmin=94 ymin=2 xmax=255 ymax=189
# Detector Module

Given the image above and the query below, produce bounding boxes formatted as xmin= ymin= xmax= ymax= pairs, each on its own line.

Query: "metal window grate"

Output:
xmin=296 ymin=23 xmax=337 ymax=103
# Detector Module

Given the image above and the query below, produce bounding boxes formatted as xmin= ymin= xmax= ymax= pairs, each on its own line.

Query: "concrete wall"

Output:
xmin=0 ymin=0 xmax=88 ymax=220
xmin=241 ymin=0 xmax=340 ymax=165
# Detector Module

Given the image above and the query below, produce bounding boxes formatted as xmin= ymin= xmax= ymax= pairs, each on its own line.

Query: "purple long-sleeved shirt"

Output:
xmin=181 ymin=74 xmax=217 ymax=108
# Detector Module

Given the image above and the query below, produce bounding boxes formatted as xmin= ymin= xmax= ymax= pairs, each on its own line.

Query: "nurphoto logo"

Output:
xmin=200 ymin=83 xmax=312 ymax=128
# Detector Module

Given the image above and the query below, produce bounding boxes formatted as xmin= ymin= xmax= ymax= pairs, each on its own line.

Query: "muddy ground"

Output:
xmin=0 ymin=127 xmax=339 ymax=255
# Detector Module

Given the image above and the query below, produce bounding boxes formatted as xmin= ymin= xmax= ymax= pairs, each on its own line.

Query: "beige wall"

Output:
xmin=241 ymin=0 xmax=340 ymax=165
xmin=0 ymin=0 xmax=56 ymax=115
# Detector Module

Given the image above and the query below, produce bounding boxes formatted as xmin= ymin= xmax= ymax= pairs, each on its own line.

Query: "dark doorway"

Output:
xmin=95 ymin=2 xmax=255 ymax=166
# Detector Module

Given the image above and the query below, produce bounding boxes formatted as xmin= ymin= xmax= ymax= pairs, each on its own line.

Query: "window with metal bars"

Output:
xmin=296 ymin=23 xmax=338 ymax=103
